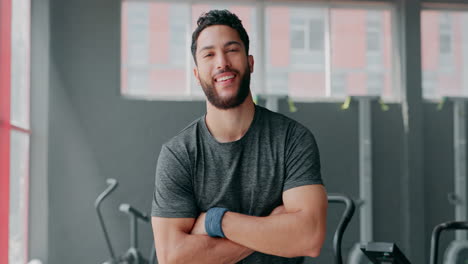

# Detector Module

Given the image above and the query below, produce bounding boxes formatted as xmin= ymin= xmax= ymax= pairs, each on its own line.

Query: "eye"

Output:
xmin=228 ymin=48 xmax=239 ymax=52
xmin=203 ymin=53 xmax=213 ymax=58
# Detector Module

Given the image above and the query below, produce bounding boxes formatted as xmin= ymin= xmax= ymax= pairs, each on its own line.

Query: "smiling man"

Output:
xmin=151 ymin=10 xmax=327 ymax=264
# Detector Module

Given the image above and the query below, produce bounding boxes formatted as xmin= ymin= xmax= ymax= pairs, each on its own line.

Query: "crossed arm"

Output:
xmin=152 ymin=184 xmax=327 ymax=264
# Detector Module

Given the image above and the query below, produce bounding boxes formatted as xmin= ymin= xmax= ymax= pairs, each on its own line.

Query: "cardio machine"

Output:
xmin=328 ymin=193 xmax=356 ymax=264
xmin=95 ymin=178 xmax=156 ymax=264
xmin=360 ymin=220 xmax=468 ymax=264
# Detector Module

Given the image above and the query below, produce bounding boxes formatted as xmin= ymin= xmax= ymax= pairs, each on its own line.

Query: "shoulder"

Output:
xmin=160 ymin=117 xmax=202 ymax=160
xmin=257 ymin=105 xmax=314 ymax=138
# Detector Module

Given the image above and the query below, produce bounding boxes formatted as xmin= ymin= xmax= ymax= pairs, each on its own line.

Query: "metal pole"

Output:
xmin=348 ymin=96 xmax=377 ymax=264
xmin=453 ymin=99 xmax=467 ymax=241
xmin=131 ymin=214 xmax=137 ymax=249
xmin=358 ymin=96 xmax=373 ymax=243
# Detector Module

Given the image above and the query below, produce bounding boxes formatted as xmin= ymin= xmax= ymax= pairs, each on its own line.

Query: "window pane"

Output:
xmin=291 ymin=29 xmax=305 ymax=50
xmin=440 ymin=34 xmax=452 ymax=54
xmin=266 ymin=6 xmax=326 ymax=98
xmin=10 ymin=0 xmax=30 ymax=129
xmin=309 ymin=19 xmax=324 ymax=50
xmin=421 ymin=11 xmax=468 ymax=99
xmin=367 ymin=32 xmax=380 ymax=51
xmin=169 ymin=4 xmax=189 ymax=67
xmin=9 ymin=130 xmax=29 ymax=264
xmin=121 ymin=1 xmax=189 ymax=98
xmin=331 ymin=8 xmax=395 ymax=98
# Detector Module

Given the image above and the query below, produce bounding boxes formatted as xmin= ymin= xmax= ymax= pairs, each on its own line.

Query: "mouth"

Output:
xmin=214 ymin=72 xmax=237 ymax=85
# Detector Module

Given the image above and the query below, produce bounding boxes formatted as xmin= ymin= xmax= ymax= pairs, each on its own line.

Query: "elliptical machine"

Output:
xmin=95 ymin=178 xmax=156 ymax=264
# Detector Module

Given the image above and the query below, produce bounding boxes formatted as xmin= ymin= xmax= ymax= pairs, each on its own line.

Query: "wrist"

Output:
xmin=205 ymin=207 xmax=229 ymax=238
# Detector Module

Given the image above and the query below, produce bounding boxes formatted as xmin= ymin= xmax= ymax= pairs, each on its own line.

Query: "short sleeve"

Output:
xmin=283 ymin=124 xmax=323 ymax=192
xmin=151 ymin=144 xmax=199 ymax=218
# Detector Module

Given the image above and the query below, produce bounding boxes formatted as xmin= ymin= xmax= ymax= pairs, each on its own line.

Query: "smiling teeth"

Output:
xmin=218 ymin=75 xmax=234 ymax=82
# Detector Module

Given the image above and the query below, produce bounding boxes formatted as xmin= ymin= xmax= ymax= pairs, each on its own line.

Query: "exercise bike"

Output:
xmin=95 ymin=178 xmax=156 ymax=264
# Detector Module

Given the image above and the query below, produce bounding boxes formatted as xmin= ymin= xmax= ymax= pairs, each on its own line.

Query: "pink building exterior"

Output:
xmin=421 ymin=11 xmax=468 ymax=98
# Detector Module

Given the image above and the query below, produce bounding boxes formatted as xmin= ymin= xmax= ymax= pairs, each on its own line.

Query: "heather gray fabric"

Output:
xmin=152 ymin=104 xmax=323 ymax=263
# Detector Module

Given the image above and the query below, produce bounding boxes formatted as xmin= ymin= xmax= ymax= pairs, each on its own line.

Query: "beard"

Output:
xmin=199 ymin=65 xmax=251 ymax=110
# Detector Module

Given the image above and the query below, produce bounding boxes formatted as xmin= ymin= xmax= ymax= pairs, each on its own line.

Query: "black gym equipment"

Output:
xmin=328 ymin=193 xmax=356 ymax=264
xmin=95 ymin=178 xmax=156 ymax=264
xmin=360 ymin=242 xmax=411 ymax=264
xmin=430 ymin=221 xmax=468 ymax=264
xmin=359 ymin=220 xmax=468 ymax=264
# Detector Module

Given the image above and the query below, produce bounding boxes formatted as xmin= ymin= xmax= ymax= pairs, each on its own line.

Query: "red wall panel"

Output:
xmin=0 ymin=0 xmax=12 ymax=262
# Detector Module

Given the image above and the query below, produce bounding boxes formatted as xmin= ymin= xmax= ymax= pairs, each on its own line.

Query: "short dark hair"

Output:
xmin=191 ymin=9 xmax=250 ymax=64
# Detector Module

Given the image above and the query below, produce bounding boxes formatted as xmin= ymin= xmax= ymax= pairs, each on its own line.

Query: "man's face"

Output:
xmin=193 ymin=25 xmax=254 ymax=109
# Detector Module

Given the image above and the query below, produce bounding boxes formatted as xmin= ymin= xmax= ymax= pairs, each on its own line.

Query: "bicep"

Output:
xmin=282 ymin=185 xmax=327 ymax=221
xmin=152 ymin=217 xmax=195 ymax=259
xmin=282 ymin=185 xmax=327 ymax=255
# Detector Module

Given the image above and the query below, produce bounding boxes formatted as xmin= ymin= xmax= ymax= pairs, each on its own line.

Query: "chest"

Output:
xmin=192 ymin=143 xmax=285 ymax=216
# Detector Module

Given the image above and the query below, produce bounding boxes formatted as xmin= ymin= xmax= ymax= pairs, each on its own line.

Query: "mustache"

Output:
xmin=213 ymin=69 xmax=240 ymax=77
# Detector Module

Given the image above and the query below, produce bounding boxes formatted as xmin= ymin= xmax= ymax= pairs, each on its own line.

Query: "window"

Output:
xmin=288 ymin=8 xmax=325 ymax=67
xmin=121 ymin=1 xmax=258 ymax=99
xmin=265 ymin=4 xmax=397 ymax=100
xmin=439 ymin=13 xmax=452 ymax=54
xmin=421 ymin=9 xmax=468 ymax=99
xmin=0 ymin=0 xmax=31 ymax=264
xmin=439 ymin=13 xmax=454 ymax=73
xmin=265 ymin=6 xmax=327 ymax=97
xmin=330 ymin=7 xmax=394 ymax=98
xmin=121 ymin=1 xmax=399 ymax=101
xmin=289 ymin=12 xmax=324 ymax=53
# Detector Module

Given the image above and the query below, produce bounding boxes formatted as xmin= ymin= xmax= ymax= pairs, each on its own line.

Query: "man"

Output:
xmin=151 ymin=9 xmax=327 ymax=264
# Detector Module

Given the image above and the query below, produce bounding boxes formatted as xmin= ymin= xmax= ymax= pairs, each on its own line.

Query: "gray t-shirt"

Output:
xmin=152 ymin=104 xmax=323 ymax=263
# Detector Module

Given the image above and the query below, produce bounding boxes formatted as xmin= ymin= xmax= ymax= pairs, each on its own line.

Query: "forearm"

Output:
xmin=159 ymin=232 xmax=253 ymax=264
xmin=221 ymin=211 xmax=324 ymax=258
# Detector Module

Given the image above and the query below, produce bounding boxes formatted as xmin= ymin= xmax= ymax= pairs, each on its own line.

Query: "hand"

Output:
xmin=270 ymin=204 xmax=287 ymax=216
xmin=191 ymin=212 xmax=208 ymax=235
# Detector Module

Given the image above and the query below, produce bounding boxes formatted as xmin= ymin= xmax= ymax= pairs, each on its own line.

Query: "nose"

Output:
xmin=216 ymin=52 xmax=231 ymax=70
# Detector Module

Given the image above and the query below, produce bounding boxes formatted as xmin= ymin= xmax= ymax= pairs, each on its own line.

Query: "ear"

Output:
xmin=248 ymin=55 xmax=254 ymax=73
xmin=193 ymin=67 xmax=201 ymax=85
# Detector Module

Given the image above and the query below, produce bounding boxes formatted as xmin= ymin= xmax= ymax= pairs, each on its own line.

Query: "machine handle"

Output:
xmin=119 ymin=203 xmax=150 ymax=222
xmin=95 ymin=178 xmax=119 ymax=260
xmin=430 ymin=221 xmax=468 ymax=264
xmin=328 ymin=193 xmax=356 ymax=264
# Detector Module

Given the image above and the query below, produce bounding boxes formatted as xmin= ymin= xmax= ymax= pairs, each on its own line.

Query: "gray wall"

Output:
xmin=27 ymin=0 xmax=464 ymax=263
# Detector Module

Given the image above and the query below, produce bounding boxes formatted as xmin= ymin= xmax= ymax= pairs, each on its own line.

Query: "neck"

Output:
xmin=205 ymin=93 xmax=255 ymax=143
